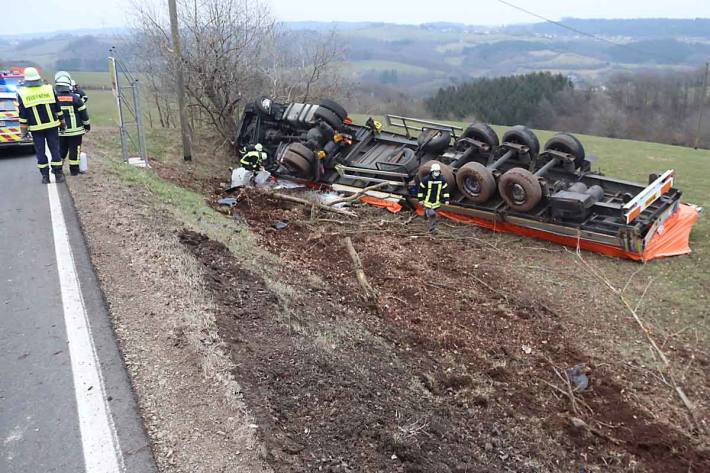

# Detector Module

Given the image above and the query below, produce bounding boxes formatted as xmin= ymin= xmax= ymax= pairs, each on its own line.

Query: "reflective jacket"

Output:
xmin=56 ymin=90 xmax=89 ymax=137
xmin=240 ymin=149 xmax=266 ymax=171
xmin=17 ymin=84 xmax=63 ymax=132
xmin=418 ymin=173 xmax=450 ymax=209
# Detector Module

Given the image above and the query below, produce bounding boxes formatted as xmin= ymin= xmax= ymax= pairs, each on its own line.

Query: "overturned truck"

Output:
xmin=236 ymin=97 xmax=699 ymax=261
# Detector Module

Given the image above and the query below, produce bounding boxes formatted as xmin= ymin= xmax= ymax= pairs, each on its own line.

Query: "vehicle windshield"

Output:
xmin=0 ymin=99 xmax=17 ymax=111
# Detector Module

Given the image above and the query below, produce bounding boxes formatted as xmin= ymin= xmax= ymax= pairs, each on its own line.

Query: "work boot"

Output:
xmin=41 ymin=175 xmax=50 ymax=184
xmin=55 ymin=173 xmax=65 ymax=183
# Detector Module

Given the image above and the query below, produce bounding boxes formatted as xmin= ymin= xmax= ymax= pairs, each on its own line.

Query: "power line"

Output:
xmin=494 ymin=0 xmax=679 ymax=64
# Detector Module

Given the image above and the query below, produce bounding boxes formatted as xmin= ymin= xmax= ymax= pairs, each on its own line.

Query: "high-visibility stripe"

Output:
xmin=0 ymin=133 xmax=21 ymax=142
xmin=38 ymin=163 xmax=50 ymax=169
xmin=29 ymin=120 xmax=61 ymax=131
xmin=32 ymin=106 xmax=41 ymax=125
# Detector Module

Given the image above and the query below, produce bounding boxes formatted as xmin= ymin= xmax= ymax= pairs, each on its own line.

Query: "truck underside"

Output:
xmin=236 ymin=97 xmax=699 ymax=261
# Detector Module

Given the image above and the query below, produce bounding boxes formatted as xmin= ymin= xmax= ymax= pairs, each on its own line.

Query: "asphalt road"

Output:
xmin=0 ymin=148 xmax=156 ymax=472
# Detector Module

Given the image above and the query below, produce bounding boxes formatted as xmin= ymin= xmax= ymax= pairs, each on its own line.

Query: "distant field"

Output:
xmin=339 ymin=60 xmax=434 ymax=77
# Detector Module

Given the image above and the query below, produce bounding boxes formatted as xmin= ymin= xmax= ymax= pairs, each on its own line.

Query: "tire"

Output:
xmin=460 ymin=123 xmax=499 ymax=150
xmin=319 ymin=99 xmax=348 ymax=121
xmin=498 ymin=167 xmax=543 ymax=212
xmin=417 ymin=128 xmax=451 ymax=154
xmin=544 ymin=133 xmax=585 ymax=168
xmin=418 ymin=160 xmax=457 ymax=193
xmin=288 ymin=142 xmax=316 ymax=163
xmin=502 ymin=125 xmax=540 ymax=158
xmin=314 ymin=107 xmax=343 ymax=131
xmin=281 ymin=151 xmax=312 ymax=177
xmin=456 ymin=162 xmax=497 ymax=203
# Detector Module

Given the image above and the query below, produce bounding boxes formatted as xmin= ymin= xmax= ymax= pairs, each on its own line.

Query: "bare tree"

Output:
xmin=259 ymin=27 xmax=347 ymax=104
xmin=130 ymin=0 xmax=347 ymax=149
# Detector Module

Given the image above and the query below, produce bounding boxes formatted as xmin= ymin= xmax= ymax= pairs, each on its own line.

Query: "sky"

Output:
xmin=6 ymin=0 xmax=710 ymax=35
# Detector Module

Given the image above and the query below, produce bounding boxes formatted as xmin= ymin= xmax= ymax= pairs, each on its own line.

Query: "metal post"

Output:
xmin=132 ymin=79 xmax=148 ymax=162
xmin=168 ymin=0 xmax=193 ymax=161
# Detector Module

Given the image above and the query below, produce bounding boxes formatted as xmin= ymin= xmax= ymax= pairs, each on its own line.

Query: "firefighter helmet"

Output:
xmin=54 ymin=71 xmax=71 ymax=82
xmin=23 ymin=67 xmax=41 ymax=82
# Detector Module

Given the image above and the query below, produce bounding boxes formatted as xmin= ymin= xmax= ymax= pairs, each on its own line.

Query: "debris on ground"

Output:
xmin=566 ymin=364 xmax=590 ymax=392
xmin=217 ymin=197 xmax=239 ymax=207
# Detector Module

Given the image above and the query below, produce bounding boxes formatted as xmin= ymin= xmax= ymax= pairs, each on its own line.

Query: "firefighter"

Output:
xmin=71 ymin=79 xmax=88 ymax=103
xmin=55 ymin=72 xmax=88 ymax=103
xmin=17 ymin=67 xmax=66 ymax=184
xmin=240 ymin=143 xmax=266 ymax=172
xmin=55 ymin=74 xmax=90 ymax=176
xmin=417 ymin=162 xmax=450 ymax=234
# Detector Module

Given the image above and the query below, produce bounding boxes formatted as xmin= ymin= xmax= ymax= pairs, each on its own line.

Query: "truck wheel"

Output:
xmin=456 ymin=162 xmax=497 ymax=203
xmin=314 ymin=107 xmax=343 ymax=131
xmin=288 ymin=142 xmax=316 ymax=163
xmin=544 ymin=133 xmax=585 ymax=168
xmin=418 ymin=160 xmax=457 ymax=193
xmin=417 ymin=128 xmax=451 ymax=154
xmin=502 ymin=126 xmax=540 ymax=158
xmin=319 ymin=99 xmax=348 ymax=121
xmin=460 ymin=123 xmax=499 ymax=150
xmin=281 ymin=151 xmax=312 ymax=177
xmin=498 ymin=167 xmax=542 ymax=212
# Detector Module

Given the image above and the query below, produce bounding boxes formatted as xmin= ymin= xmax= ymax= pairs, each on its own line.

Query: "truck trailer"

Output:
xmin=235 ymin=97 xmax=699 ymax=261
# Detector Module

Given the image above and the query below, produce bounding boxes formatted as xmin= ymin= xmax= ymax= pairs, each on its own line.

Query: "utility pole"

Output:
xmin=695 ymin=62 xmax=709 ymax=150
xmin=168 ymin=0 xmax=193 ymax=161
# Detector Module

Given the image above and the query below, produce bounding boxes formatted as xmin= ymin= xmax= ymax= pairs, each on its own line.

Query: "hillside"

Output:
xmin=4 ymin=18 xmax=710 ymax=94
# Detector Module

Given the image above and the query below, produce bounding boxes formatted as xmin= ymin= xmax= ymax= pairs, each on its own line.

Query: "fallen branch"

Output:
xmin=326 ymin=182 xmax=390 ymax=206
xmin=265 ymin=191 xmax=358 ymax=218
xmin=343 ymin=237 xmax=378 ymax=304
xmin=569 ymin=417 xmax=622 ymax=446
xmin=569 ymin=248 xmax=705 ymax=434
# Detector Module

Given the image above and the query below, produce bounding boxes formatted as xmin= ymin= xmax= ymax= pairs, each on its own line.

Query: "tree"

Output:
xmin=131 ymin=0 xmax=345 ymax=148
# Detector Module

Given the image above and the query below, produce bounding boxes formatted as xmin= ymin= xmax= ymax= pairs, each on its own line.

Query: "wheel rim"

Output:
xmin=463 ymin=176 xmax=482 ymax=196
xmin=511 ymin=183 xmax=527 ymax=205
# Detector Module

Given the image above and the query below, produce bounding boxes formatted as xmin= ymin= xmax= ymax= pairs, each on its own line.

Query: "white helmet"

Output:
xmin=54 ymin=71 xmax=71 ymax=82
xmin=55 ymin=75 xmax=72 ymax=88
xmin=255 ymin=143 xmax=263 ymax=152
xmin=23 ymin=67 xmax=41 ymax=82
xmin=430 ymin=162 xmax=441 ymax=173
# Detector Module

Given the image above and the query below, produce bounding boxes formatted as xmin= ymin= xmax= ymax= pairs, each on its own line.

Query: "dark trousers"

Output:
xmin=32 ymin=128 xmax=63 ymax=176
xmin=60 ymin=134 xmax=83 ymax=174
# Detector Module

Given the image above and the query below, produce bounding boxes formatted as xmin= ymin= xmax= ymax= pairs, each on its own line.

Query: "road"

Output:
xmin=0 ymin=148 xmax=156 ymax=473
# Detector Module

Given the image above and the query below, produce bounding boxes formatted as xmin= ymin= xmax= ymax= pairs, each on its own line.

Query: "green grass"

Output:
xmin=339 ymin=60 xmax=435 ymax=77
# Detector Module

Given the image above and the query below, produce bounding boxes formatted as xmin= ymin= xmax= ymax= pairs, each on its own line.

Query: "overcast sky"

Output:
xmin=7 ymin=0 xmax=710 ymax=35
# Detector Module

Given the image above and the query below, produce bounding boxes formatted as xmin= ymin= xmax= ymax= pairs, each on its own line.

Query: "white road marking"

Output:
xmin=46 ymin=171 xmax=125 ymax=472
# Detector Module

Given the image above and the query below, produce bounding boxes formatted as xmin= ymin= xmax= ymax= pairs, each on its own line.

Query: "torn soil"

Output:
xmin=173 ymin=183 xmax=709 ymax=472
xmin=72 ymin=133 xmax=708 ymax=472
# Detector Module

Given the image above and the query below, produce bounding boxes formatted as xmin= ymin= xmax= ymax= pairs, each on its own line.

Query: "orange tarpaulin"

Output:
xmin=359 ymin=195 xmax=698 ymax=261
xmin=359 ymin=195 xmax=403 ymax=213
xmin=639 ymin=203 xmax=698 ymax=260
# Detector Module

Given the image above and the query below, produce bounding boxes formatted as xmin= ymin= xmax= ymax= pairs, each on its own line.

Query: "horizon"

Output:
xmin=4 ymin=16 xmax=710 ymax=39
xmin=5 ymin=0 xmax=710 ymax=36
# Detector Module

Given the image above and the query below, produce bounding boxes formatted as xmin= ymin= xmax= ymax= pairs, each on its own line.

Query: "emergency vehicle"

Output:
xmin=0 ymin=68 xmax=33 ymax=148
